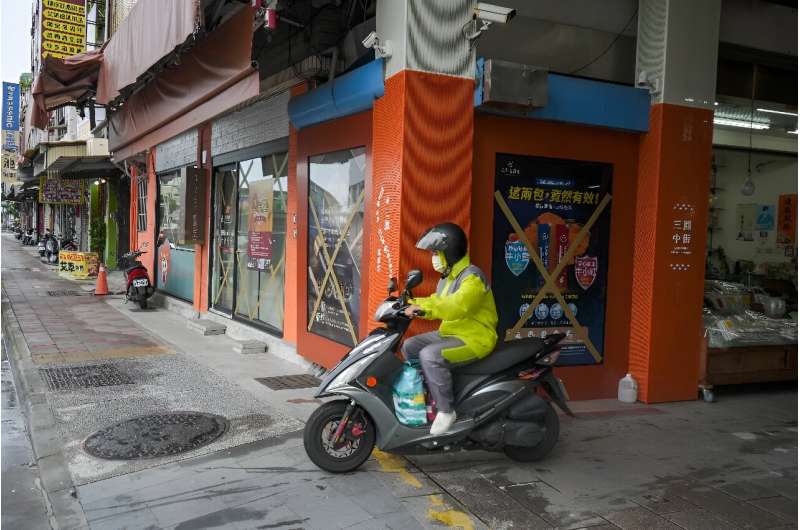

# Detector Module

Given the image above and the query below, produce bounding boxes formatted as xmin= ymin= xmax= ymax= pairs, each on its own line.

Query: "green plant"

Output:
xmin=90 ymin=217 xmax=106 ymax=257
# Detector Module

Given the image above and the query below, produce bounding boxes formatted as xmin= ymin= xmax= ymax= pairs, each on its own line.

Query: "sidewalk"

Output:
xmin=2 ymin=234 xmax=798 ymax=530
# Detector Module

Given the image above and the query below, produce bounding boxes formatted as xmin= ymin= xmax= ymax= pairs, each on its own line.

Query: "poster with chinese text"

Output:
xmin=777 ymin=194 xmax=797 ymax=247
xmin=492 ymin=154 xmax=612 ymax=366
xmin=247 ymin=178 xmax=274 ymax=270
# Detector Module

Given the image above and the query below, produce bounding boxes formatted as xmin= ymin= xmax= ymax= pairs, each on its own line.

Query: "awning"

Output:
xmin=30 ymin=50 xmax=104 ymax=130
xmin=44 ymin=155 xmax=122 ymax=180
xmin=97 ymin=0 xmax=201 ymax=105
xmin=108 ymin=6 xmax=257 ymax=160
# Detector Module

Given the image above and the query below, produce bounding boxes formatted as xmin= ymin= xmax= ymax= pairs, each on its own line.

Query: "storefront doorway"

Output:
xmin=210 ymin=151 xmax=289 ymax=335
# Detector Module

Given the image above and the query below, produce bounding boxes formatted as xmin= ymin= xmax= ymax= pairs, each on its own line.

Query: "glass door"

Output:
xmin=211 ymin=166 xmax=237 ymax=315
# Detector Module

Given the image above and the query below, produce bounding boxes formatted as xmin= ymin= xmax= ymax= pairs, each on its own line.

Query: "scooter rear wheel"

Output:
xmin=304 ymin=400 xmax=375 ymax=473
xmin=504 ymin=401 xmax=559 ymax=462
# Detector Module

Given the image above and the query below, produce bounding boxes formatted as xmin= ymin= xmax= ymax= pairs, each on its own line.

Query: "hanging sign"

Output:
xmin=247 ymin=178 xmax=274 ymax=270
xmin=2 ymin=82 xmax=20 ymax=134
xmin=58 ymin=251 xmax=98 ymax=278
xmin=492 ymin=154 xmax=612 ymax=366
xmin=41 ymin=0 xmax=86 ymax=60
xmin=39 ymin=175 xmax=83 ymax=204
xmin=178 ymin=166 xmax=206 ymax=244
xmin=777 ymin=194 xmax=797 ymax=247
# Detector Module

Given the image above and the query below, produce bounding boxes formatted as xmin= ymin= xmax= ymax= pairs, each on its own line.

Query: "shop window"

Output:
xmin=136 ymin=175 xmax=147 ymax=232
xmin=156 ymin=170 xmax=195 ymax=302
xmin=211 ymin=152 xmax=289 ymax=334
xmin=306 ymin=147 xmax=366 ymax=347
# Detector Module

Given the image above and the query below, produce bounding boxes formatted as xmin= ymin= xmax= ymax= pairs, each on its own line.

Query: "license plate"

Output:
xmin=132 ymin=279 xmax=149 ymax=287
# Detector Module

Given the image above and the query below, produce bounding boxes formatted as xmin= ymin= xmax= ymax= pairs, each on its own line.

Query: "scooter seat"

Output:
xmin=453 ymin=337 xmax=545 ymax=375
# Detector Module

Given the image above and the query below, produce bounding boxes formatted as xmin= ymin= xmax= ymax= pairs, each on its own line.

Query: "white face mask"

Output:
xmin=432 ymin=253 xmax=447 ymax=273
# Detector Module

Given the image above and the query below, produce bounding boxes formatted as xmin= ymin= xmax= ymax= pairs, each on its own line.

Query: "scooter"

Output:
xmin=45 ymin=233 xmax=60 ymax=264
xmin=38 ymin=231 xmax=51 ymax=259
xmin=13 ymin=224 xmax=23 ymax=240
xmin=23 ymin=228 xmax=37 ymax=246
xmin=118 ymin=242 xmax=155 ymax=309
xmin=303 ymin=269 xmax=572 ymax=473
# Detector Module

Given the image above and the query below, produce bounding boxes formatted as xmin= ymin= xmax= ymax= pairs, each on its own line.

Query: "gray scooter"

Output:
xmin=303 ymin=269 xmax=573 ymax=473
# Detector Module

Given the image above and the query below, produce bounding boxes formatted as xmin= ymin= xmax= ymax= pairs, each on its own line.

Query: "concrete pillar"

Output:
xmin=629 ymin=0 xmax=721 ymax=402
xmin=368 ymin=0 xmax=477 ymax=321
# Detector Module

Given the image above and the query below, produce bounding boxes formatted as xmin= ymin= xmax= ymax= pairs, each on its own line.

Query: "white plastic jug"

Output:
xmin=618 ymin=373 xmax=638 ymax=403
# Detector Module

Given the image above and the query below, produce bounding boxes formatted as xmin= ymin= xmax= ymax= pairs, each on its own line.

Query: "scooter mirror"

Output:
xmin=405 ymin=269 xmax=423 ymax=291
xmin=388 ymin=277 xmax=398 ymax=294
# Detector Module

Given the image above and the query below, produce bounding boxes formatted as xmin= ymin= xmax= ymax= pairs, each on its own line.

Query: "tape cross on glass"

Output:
xmin=494 ymin=191 xmax=612 ymax=363
xmin=307 ymin=188 xmax=365 ymax=345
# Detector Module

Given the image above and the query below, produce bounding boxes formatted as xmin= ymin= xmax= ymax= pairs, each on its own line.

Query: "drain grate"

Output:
xmin=83 ymin=412 xmax=228 ymax=460
xmin=47 ymin=290 xmax=82 ymax=297
xmin=40 ymin=364 xmax=134 ymax=391
xmin=255 ymin=374 xmax=321 ymax=390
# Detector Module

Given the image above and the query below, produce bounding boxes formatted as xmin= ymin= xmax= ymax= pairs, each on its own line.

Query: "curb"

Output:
xmin=1 ymin=302 xmax=90 ymax=530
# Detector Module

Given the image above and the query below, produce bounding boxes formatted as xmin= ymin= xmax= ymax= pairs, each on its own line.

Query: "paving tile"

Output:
xmin=670 ymin=487 xmax=785 ymax=529
xmin=426 ymin=467 xmax=528 ymax=523
xmin=715 ymin=480 xmax=789 ymax=501
xmin=749 ymin=496 xmax=798 ymax=523
xmin=663 ymin=508 xmax=743 ymax=530
xmin=633 ymin=492 xmax=699 ymax=514
xmin=604 ymin=507 xmax=682 ymax=530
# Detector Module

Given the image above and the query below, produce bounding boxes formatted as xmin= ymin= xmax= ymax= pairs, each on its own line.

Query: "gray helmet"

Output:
xmin=415 ymin=223 xmax=468 ymax=267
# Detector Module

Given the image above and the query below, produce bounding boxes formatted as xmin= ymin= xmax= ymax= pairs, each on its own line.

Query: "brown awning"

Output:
xmin=96 ymin=0 xmax=201 ymax=105
xmin=108 ymin=6 xmax=257 ymax=158
xmin=30 ymin=49 xmax=104 ymax=130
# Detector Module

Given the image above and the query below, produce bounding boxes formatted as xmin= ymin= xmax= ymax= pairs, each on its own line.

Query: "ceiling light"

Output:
xmin=788 ymin=130 xmax=798 ymax=135
xmin=756 ymin=108 xmax=798 ymax=117
xmin=713 ymin=117 xmax=770 ymax=130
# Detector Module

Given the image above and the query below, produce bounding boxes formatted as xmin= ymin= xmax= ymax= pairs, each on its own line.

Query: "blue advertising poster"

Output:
xmin=492 ymin=154 xmax=613 ymax=366
xmin=2 ymin=82 xmax=20 ymax=133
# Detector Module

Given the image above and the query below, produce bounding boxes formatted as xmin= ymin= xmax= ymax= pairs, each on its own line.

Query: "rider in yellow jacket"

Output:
xmin=403 ymin=222 xmax=498 ymax=435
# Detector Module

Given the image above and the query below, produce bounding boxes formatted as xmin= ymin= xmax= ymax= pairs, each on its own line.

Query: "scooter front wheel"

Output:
xmin=304 ymin=400 xmax=375 ymax=473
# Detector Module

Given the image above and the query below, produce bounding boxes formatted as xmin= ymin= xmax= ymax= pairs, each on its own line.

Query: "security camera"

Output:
xmin=464 ymin=3 xmax=515 ymax=44
xmin=362 ymin=31 xmax=392 ymax=59
xmin=474 ymin=3 xmax=516 ymax=24
xmin=362 ymin=31 xmax=378 ymax=50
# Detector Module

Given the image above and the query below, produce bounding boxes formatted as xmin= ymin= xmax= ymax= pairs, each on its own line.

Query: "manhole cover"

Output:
xmin=40 ymin=364 xmax=134 ymax=391
xmin=255 ymin=374 xmax=321 ymax=390
xmin=83 ymin=412 xmax=228 ymax=460
xmin=47 ymin=290 xmax=82 ymax=297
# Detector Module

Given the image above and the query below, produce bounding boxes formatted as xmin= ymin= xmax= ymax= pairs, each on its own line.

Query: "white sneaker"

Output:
xmin=429 ymin=411 xmax=456 ymax=436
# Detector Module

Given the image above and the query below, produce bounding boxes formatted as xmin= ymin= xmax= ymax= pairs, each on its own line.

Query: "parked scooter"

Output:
xmin=23 ymin=228 xmax=37 ymax=246
xmin=303 ymin=270 xmax=571 ymax=473
xmin=38 ymin=231 xmax=51 ymax=258
xmin=59 ymin=232 xmax=78 ymax=252
xmin=13 ymin=224 xmax=23 ymax=240
xmin=118 ymin=242 xmax=155 ymax=309
xmin=44 ymin=232 xmax=61 ymax=264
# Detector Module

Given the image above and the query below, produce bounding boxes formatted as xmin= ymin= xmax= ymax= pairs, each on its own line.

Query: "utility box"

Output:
xmin=481 ymin=59 xmax=548 ymax=111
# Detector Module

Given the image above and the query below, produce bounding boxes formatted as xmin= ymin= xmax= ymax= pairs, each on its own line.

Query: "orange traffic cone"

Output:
xmin=94 ymin=264 xmax=109 ymax=296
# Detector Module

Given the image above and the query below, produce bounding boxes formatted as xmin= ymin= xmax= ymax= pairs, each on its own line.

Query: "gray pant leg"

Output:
xmin=401 ymin=331 xmax=441 ymax=363
xmin=418 ymin=337 xmax=466 ymax=414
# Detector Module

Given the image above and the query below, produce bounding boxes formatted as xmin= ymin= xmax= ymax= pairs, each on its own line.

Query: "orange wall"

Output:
xmin=369 ymin=70 xmax=475 ymax=339
xmin=472 ymin=113 xmax=641 ymax=400
xmin=194 ymin=124 xmax=212 ymax=312
xmin=629 ymin=104 xmax=712 ymax=402
xmin=130 ymin=150 xmax=159 ymax=284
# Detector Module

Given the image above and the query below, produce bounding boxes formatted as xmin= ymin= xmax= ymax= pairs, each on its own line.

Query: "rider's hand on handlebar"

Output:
xmin=404 ymin=305 xmax=423 ymax=318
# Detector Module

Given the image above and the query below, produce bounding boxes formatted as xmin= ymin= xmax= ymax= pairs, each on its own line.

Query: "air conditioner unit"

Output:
xmin=86 ymin=137 xmax=109 ymax=156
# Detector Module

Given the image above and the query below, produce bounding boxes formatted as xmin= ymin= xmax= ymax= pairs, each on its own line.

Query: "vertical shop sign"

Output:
xmin=41 ymin=0 xmax=86 ymax=60
xmin=179 ymin=166 xmax=206 ymax=244
xmin=492 ymin=154 xmax=612 ymax=366
xmin=669 ymin=203 xmax=695 ymax=272
xmin=2 ymin=83 xmax=20 ymax=136
xmin=777 ymin=194 xmax=797 ymax=247
xmin=247 ymin=179 xmax=274 ymax=269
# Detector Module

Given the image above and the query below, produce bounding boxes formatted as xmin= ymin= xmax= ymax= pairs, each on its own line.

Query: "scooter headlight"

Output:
xmin=328 ymin=355 xmax=375 ymax=391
